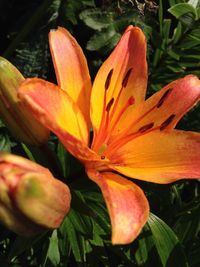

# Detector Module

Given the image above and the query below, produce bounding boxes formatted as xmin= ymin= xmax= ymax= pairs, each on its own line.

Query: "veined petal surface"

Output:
xmin=18 ymin=78 xmax=98 ymax=161
xmin=49 ymin=27 xmax=92 ymax=128
xmin=110 ymin=75 xmax=200 ymax=138
xmin=90 ymin=26 xmax=147 ymax=140
xmin=108 ymin=130 xmax=200 ymax=184
xmin=87 ymin=170 xmax=149 ymax=244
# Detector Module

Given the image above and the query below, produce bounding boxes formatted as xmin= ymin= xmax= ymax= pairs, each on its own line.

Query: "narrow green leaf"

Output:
xmin=168 ymin=3 xmax=197 ymax=19
xmin=0 ymin=133 xmax=11 ymax=152
xmin=61 ymin=216 xmax=83 ymax=263
xmin=159 ymin=0 xmax=163 ymax=34
xmin=172 ymin=22 xmax=183 ymax=44
xmin=45 ymin=230 xmax=60 ymax=266
xmin=147 ymin=213 xmax=189 ymax=267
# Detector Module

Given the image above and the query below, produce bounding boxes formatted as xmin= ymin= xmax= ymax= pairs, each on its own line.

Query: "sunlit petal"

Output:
xmin=110 ymin=75 xmax=200 ymax=139
xmin=108 ymin=130 xmax=200 ymax=184
xmin=90 ymin=26 xmax=147 ymax=142
xmin=18 ymin=78 xmax=97 ymax=161
xmin=87 ymin=170 xmax=149 ymax=244
xmin=49 ymin=27 xmax=92 ymax=128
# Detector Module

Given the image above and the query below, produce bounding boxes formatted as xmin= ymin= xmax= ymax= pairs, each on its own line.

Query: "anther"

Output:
xmin=128 ymin=96 xmax=135 ymax=105
xmin=138 ymin=122 xmax=154 ymax=133
xmin=160 ymin=114 xmax=176 ymax=131
xmin=122 ymin=68 xmax=133 ymax=87
xmin=106 ymin=97 xmax=114 ymax=112
xmin=101 ymin=155 xmax=105 ymax=160
xmin=105 ymin=69 xmax=114 ymax=90
xmin=156 ymin=88 xmax=173 ymax=108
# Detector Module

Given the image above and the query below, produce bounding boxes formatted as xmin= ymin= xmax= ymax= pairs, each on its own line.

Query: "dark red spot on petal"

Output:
xmin=138 ymin=122 xmax=154 ymax=133
xmin=128 ymin=96 xmax=135 ymax=105
xmin=122 ymin=68 xmax=133 ymax=87
xmin=160 ymin=114 xmax=176 ymax=131
xmin=106 ymin=97 xmax=114 ymax=112
xmin=156 ymin=88 xmax=173 ymax=108
xmin=105 ymin=69 xmax=114 ymax=90
xmin=101 ymin=155 xmax=105 ymax=160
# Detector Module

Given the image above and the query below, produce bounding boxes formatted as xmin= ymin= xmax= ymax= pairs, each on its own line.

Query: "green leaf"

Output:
xmin=168 ymin=3 xmax=197 ymax=20
xmin=172 ymin=22 xmax=183 ymax=44
xmin=67 ymin=209 xmax=93 ymax=236
xmin=147 ymin=213 xmax=189 ymax=267
xmin=63 ymin=0 xmax=83 ymax=25
xmin=80 ymin=8 xmax=114 ymax=30
xmin=57 ymin=142 xmax=70 ymax=178
xmin=61 ymin=216 xmax=83 ymax=263
xmin=86 ymin=28 xmax=120 ymax=54
xmin=0 ymin=133 xmax=11 ymax=152
xmin=45 ymin=230 xmax=60 ymax=266
xmin=188 ymin=0 xmax=200 ymax=8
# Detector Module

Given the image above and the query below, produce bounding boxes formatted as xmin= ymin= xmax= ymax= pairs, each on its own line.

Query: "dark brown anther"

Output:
xmin=122 ymin=68 xmax=133 ymax=87
xmin=101 ymin=155 xmax=105 ymax=160
xmin=106 ymin=97 xmax=114 ymax=112
xmin=160 ymin=114 xmax=176 ymax=131
xmin=156 ymin=88 xmax=173 ymax=108
xmin=138 ymin=122 xmax=154 ymax=133
xmin=105 ymin=69 xmax=114 ymax=90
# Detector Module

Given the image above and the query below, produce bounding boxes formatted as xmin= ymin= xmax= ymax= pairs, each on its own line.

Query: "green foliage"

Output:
xmin=0 ymin=0 xmax=200 ymax=266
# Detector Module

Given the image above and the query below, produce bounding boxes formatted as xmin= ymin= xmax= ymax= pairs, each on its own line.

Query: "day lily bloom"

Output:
xmin=0 ymin=57 xmax=49 ymax=145
xmin=18 ymin=26 xmax=200 ymax=244
xmin=0 ymin=153 xmax=71 ymax=235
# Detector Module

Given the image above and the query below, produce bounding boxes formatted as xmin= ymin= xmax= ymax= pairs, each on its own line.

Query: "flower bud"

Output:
xmin=0 ymin=153 xmax=71 ymax=236
xmin=0 ymin=57 xmax=49 ymax=145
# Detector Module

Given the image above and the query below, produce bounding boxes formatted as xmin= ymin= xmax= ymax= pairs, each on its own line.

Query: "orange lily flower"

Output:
xmin=18 ymin=26 xmax=200 ymax=244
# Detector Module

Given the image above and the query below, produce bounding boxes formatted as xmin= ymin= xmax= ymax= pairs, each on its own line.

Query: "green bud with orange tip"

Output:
xmin=0 ymin=57 xmax=49 ymax=145
xmin=0 ymin=153 xmax=71 ymax=236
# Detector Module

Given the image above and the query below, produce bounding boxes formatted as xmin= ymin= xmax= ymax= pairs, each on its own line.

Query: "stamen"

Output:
xmin=138 ymin=122 xmax=154 ymax=133
xmin=160 ymin=114 xmax=176 ymax=131
xmin=104 ymin=96 xmax=135 ymax=144
xmin=106 ymin=97 xmax=114 ymax=112
xmin=110 ymin=96 xmax=134 ymax=128
xmin=105 ymin=69 xmax=114 ymax=90
xmin=122 ymin=68 xmax=133 ymax=87
xmin=156 ymin=88 xmax=173 ymax=108
xmin=106 ymin=125 xmax=160 ymax=157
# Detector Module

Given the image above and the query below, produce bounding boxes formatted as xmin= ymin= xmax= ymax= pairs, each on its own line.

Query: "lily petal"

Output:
xmin=90 ymin=26 xmax=147 ymax=139
xmin=111 ymin=75 xmax=200 ymax=138
xmin=49 ymin=27 xmax=92 ymax=128
xmin=87 ymin=170 xmax=149 ymax=244
xmin=108 ymin=130 xmax=200 ymax=184
xmin=18 ymin=78 xmax=97 ymax=161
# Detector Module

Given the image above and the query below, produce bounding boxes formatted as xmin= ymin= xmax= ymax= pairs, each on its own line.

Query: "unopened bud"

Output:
xmin=0 ymin=57 xmax=49 ymax=145
xmin=0 ymin=153 xmax=71 ymax=236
